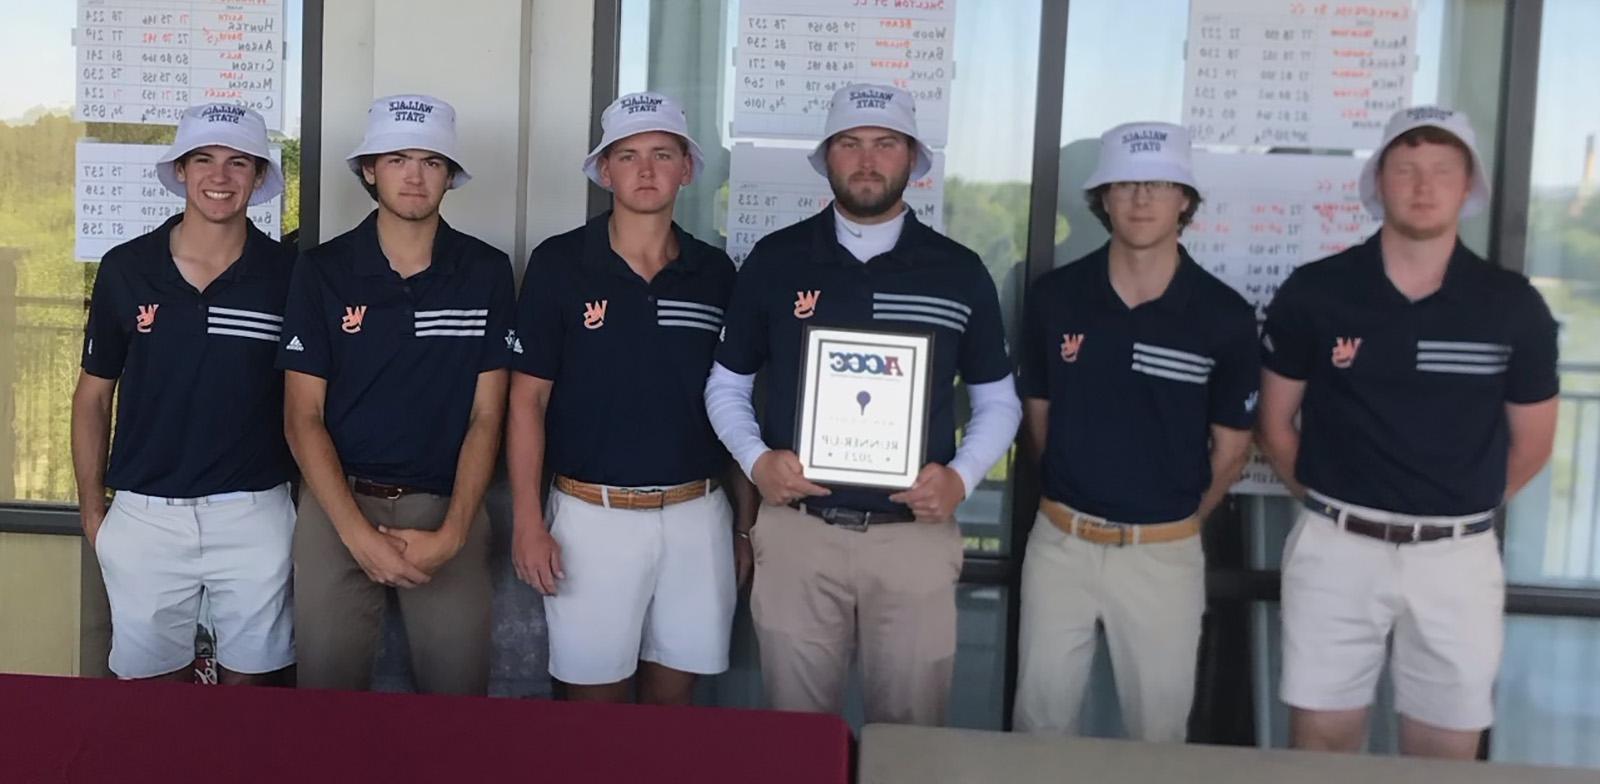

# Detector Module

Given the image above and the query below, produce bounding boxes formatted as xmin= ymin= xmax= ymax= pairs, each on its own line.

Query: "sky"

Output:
xmin=0 ymin=0 xmax=1590 ymax=187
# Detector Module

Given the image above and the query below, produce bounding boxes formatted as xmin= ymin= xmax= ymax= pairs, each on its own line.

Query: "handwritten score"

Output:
xmin=75 ymin=141 xmax=282 ymax=261
xmin=726 ymin=143 xmax=944 ymax=267
xmin=1184 ymin=0 xmax=1416 ymax=149
xmin=75 ymin=0 xmax=287 ymax=130
xmin=733 ymin=0 xmax=955 ymax=145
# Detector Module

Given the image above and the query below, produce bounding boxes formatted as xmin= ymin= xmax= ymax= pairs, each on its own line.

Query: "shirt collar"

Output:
xmin=807 ymin=203 xmax=927 ymax=267
xmin=1087 ymin=242 xmax=1199 ymax=314
xmin=1357 ymin=231 xmax=1481 ymax=304
xmin=138 ymin=212 xmax=279 ymax=287
xmin=581 ymin=210 xmax=703 ymax=281
xmin=353 ymin=209 xmax=462 ymax=279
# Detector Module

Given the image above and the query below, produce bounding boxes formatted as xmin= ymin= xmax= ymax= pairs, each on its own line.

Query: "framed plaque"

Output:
xmin=794 ymin=326 xmax=933 ymax=489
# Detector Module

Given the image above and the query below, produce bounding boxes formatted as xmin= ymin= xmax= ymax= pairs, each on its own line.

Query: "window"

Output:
xmin=0 ymin=2 xmax=306 ymax=505
xmin=1504 ymin=0 xmax=1600 ymax=591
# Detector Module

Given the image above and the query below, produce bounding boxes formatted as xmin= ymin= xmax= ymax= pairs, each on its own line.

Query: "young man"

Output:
xmin=72 ymin=103 xmax=295 ymax=684
xmin=1258 ymin=106 xmax=1560 ymax=759
xmin=705 ymin=83 xmax=1021 ymax=726
xmin=278 ymin=95 xmax=513 ymax=695
xmin=507 ymin=92 xmax=756 ymax=705
xmin=1011 ymin=122 xmax=1258 ymax=741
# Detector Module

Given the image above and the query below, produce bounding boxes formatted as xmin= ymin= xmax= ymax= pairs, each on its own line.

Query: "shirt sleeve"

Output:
xmin=1505 ymin=283 xmax=1560 ymax=404
xmin=80 ymin=261 xmax=130 ymax=380
xmin=958 ymin=263 xmax=1013 ymax=385
xmin=713 ymin=253 xmax=770 ymax=375
xmin=1017 ymin=279 xmax=1049 ymax=399
xmin=1209 ymin=302 xmax=1263 ymax=429
xmin=276 ymin=254 xmax=332 ymax=377
xmin=1260 ymin=270 xmax=1315 ymax=380
xmin=511 ymin=247 xmax=564 ymax=380
xmin=479 ymin=254 xmax=516 ymax=372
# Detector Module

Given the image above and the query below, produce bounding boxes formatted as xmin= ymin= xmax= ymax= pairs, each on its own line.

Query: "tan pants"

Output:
xmin=292 ymin=484 xmax=492 ymax=695
xmin=749 ymin=504 xmax=964 ymax=726
xmin=1013 ymin=507 xmax=1205 ymax=741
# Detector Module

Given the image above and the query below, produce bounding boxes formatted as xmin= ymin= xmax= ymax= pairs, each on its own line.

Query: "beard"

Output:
xmin=829 ymin=168 xmax=911 ymax=219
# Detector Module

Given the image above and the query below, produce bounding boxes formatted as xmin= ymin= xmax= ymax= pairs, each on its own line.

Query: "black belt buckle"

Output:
xmin=819 ymin=506 xmax=870 ymax=532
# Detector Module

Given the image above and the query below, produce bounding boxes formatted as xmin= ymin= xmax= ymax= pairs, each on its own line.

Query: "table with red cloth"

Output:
xmin=0 ymin=674 xmax=852 ymax=783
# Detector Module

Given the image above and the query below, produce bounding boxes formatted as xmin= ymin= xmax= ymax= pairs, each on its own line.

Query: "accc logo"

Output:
xmin=827 ymin=352 xmax=904 ymax=376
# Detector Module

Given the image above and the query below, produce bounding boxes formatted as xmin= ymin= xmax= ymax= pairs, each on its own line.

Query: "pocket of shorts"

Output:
xmin=1280 ymin=515 xmax=1312 ymax=569
xmin=92 ymin=506 xmax=117 ymax=558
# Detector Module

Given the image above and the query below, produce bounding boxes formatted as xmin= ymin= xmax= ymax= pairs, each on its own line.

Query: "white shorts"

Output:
xmin=543 ymin=486 xmax=737 ymax=685
xmin=1278 ymin=496 xmax=1505 ymax=731
xmin=96 ymin=483 xmax=296 ymax=678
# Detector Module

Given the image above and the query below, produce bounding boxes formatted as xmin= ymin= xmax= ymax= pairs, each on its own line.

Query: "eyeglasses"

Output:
xmin=1106 ymin=181 xmax=1183 ymax=198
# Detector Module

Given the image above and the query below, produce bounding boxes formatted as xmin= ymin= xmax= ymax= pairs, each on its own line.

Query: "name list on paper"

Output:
xmin=75 ymin=0 xmax=287 ymax=131
xmin=1183 ymin=0 xmax=1417 ymax=150
xmin=733 ymin=0 xmax=956 ymax=146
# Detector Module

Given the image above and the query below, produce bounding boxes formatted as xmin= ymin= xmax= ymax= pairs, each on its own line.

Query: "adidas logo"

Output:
xmin=286 ymin=336 xmax=305 ymax=352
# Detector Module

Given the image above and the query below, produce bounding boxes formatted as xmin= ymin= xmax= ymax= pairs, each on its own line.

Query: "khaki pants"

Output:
xmin=292 ymin=484 xmax=492 ymax=695
xmin=749 ymin=504 xmax=964 ymax=726
xmin=1013 ymin=508 xmax=1205 ymax=741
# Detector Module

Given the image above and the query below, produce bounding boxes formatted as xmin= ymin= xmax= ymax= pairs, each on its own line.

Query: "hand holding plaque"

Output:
xmin=794 ymin=327 xmax=933 ymax=490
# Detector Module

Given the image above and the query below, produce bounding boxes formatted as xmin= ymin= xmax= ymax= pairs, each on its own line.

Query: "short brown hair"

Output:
xmin=354 ymin=153 xmax=462 ymax=201
xmin=1085 ymin=184 xmax=1203 ymax=234
xmin=1377 ymin=126 xmax=1474 ymax=176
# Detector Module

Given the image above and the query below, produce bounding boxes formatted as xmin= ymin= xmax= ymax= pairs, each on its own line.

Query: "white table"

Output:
xmin=858 ymin=724 xmax=1597 ymax=784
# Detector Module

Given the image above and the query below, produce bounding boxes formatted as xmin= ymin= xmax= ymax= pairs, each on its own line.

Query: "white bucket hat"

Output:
xmin=807 ymin=83 xmax=934 ymax=181
xmin=1082 ymin=121 xmax=1199 ymax=191
xmin=346 ymin=94 xmax=471 ymax=189
xmin=1359 ymin=105 xmax=1491 ymax=220
xmin=583 ymin=91 xmax=706 ymax=188
xmin=155 ymin=103 xmax=283 ymax=206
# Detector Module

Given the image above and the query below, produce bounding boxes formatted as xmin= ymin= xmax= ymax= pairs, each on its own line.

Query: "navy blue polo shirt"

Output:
xmin=276 ymin=211 xmax=515 ymax=495
xmin=514 ymin=212 xmax=735 ymax=486
xmin=1019 ymin=244 xmax=1260 ymax=523
xmin=81 ymin=213 xmax=296 ymax=497
xmin=1262 ymin=233 xmax=1560 ymax=515
xmin=717 ymin=207 xmax=1013 ymax=513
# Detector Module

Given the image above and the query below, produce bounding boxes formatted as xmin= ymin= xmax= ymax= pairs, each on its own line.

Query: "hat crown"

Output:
xmin=1384 ymin=104 xmax=1476 ymax=146
xmin=1079 ymin=121 xmax=1198 ymax=191
xmin=1102 ymin=122 xmax=1191 ymax=166
xmin=823 ymin=83 xmax=918 ymax=135
xmin=370 ymin=94 xmax=454 ymax=129
xmin=192 ymin=102 xmax=255 ymax=127
xmin=607 ymin=92 xmax=676 ymax=121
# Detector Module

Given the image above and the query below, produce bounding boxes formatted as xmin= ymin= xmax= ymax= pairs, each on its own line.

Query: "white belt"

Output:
xmin=116 ymin=482 xmax=287 ymax=508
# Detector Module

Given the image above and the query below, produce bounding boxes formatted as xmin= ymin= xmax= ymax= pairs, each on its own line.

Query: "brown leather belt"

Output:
xmin=1040 ymin=499 xmax=1200 ymax=546
xmin=554 ymin=476 xmax=718 ymax=510
xmin=1303 ymin=496 xmax=1494 ymax=545
xmin=350 ymin=477 xmax=429 ymax=500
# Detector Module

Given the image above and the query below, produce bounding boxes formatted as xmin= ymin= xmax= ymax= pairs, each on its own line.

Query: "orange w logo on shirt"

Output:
xmin=341 ymin=305 xmax=368 ymax=334
xmin=1060 ymin=333 xmax=1084 ymax=363
xmin=583 ymin=300 xmax=608 ymax=330
xmin=135 ymin=304 xmax=159 ymax=333
xmin=1331 ymin=337 xmax=1362 ymax=369
xmin=793 ymin=290 xmax=821 ymax=319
